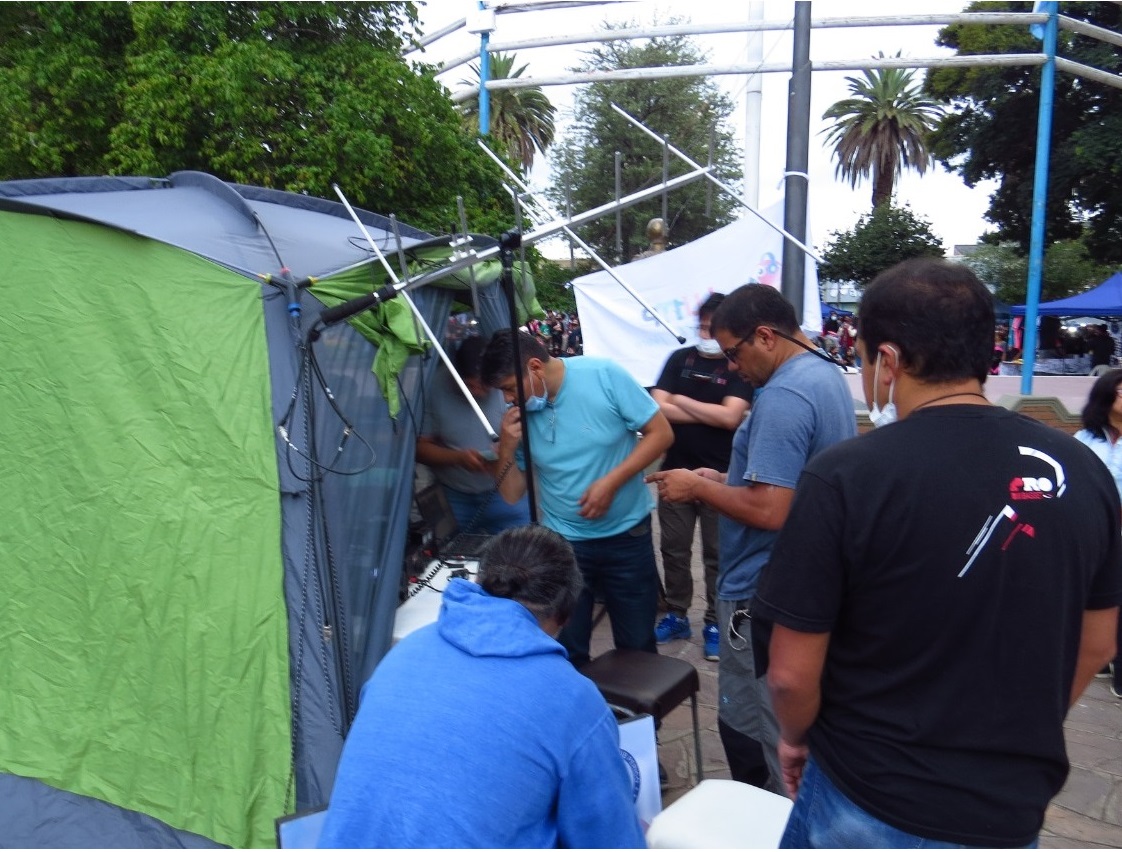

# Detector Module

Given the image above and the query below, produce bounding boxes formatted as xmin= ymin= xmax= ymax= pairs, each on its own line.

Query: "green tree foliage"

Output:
xmin=964 ymin=237 xmax=1113 ymax=305
xmin=819 ymin=204 xmax=945 ymax=287
xmin=548 ymin=26 xmax=742 ymax=262
xmin=529 ymin=254 xmax=594 ymax=314
xmin=0 ymin=3 xmax=131 ymax=176
xmin=458 ymin=52 xmax=556 ymax=174
xmin=822 ymin=57 xmax=943 ymax=209
xmin=0 ymin=2 xmax=510 ymax=236
xmin=925 ymin=2 xmax=1122 ymax=264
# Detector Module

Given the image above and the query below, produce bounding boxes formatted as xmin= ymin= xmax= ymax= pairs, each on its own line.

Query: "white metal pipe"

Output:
xmin=409 ymin=17 xmax=467 ymax=52
xmin=489 ymin=1 xmax=615 ymax=14
xmin=611 ymin=104 xmax=824 ymax=264
xmin=525 ymin=168 xmax=711 ymax=241
xmin=1055 ymin=56 xmax=1122 ymax=91
xmin=449 ymin=54 xmax=1046 ymax=98
xmin=1058 ymin=14 xmax=1122 ymax=49
xmin=744 ymin=1 xmax=764 ymax=209
xmin=439 ymin=49 xmax=480 ymax=76
xmin=453 ymin=13 xmax=1047 ymax=58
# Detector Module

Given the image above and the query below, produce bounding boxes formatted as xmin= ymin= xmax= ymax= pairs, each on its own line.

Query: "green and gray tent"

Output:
xmin=0 ymin=172 xmax=538 ymax=847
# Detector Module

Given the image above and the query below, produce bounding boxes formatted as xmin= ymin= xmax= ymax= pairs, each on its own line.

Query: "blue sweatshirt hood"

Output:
xmin=438 ymin=578 xmax=568 ymax=660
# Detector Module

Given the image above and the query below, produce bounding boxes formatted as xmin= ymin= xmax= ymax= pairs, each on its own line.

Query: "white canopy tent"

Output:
xmin=572 ymin=200 xmax=823 ymax=387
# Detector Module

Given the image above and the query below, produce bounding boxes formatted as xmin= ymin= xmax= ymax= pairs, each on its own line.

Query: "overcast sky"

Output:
xmin=416 ymin=1 xmax=1012 ymax=256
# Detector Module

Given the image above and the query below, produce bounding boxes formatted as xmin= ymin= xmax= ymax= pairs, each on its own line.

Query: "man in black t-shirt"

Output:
xmin=651 ymin=293 xmax=753 ymax=662
xmin=754 ymin=258 xmax=1122 ymax=848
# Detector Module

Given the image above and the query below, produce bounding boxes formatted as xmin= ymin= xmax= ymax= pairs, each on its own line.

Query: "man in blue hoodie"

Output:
xmin=318 ymin=525 xmax=646 ymax=849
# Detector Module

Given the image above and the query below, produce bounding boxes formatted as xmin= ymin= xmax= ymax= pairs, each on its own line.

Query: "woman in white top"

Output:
xmin=1075 ymin=368 xmax=1122 ymax=499
xmin=1075 ymin=367 xmax=1122 ymax=697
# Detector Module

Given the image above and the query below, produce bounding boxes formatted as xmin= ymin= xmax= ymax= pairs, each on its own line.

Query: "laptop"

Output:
xmin=414 ymin=483 xmax=494 ymax=559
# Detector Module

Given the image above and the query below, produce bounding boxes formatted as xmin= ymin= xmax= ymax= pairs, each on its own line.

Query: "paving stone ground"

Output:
xmin=589 ymin=493 xmax=1122 ymax=846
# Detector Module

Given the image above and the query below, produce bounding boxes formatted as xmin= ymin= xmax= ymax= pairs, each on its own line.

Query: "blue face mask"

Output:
xmin=524 ymin=370 xmax=549 ymax=412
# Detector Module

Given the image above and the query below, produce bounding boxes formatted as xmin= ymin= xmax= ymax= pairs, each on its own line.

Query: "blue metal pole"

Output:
xmin=1021 ymin=4 xmax=1057 ymax=394
xmin=478 ymin=1 xmax=491 ymax=137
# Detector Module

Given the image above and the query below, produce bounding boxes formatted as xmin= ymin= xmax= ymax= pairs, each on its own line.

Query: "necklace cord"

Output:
xmin=913 ymin=391 xmax=989 ymax=411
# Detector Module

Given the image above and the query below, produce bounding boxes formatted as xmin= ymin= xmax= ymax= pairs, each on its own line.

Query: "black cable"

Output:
xmin=277 ymin=340 xmax=378 ymax=481
xmin=458 ymin=456 xmax=517 ymax=535
xmin=313 ymin=450 xmax=355 ymax=727
xmin=303 ymin=374 xmax=344 ymax=741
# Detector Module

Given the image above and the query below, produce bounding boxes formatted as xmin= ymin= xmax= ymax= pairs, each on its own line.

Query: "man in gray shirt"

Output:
xmin=417 ymin=336 xmax=530 ymax=533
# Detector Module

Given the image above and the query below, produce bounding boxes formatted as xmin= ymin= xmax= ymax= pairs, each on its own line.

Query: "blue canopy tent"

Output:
xmin=1011 ymin=271 xmax=1122 ymax=316
xmin=822 ymin=303 xmax=854 ymax=318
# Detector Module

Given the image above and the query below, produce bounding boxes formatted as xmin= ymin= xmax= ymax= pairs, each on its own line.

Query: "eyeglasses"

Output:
xmin=722 ymin=334 xmax=754 ymax=362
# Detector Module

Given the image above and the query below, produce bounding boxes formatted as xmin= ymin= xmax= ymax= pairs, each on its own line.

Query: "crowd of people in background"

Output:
xmin=448 ymin=310 xmax=584 ymax=357
xmin=526 ymin=309 xmax=583 ymax=356
xmin=817 ymin=311 xmax=859 ymax=368
xmin=999 ymin=318 xmax=1121 ymax=372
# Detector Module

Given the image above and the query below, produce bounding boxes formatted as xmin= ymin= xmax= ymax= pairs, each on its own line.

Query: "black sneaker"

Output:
xmin=1111 ymin=663 xmax=1122 ymax=699
xmin=1096 ymin=664 xmax=1112 ymax=678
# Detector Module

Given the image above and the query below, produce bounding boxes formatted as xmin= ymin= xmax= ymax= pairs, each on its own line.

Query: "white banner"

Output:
xmin=572 ymin=200 xmax=821 ymax=387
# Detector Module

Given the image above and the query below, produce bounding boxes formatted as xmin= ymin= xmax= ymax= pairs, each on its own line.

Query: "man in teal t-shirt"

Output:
xmin=482 ymin=329 xmax=673 ymax=667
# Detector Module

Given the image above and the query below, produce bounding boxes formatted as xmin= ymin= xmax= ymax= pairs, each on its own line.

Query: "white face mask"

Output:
xmin=695 ymin=338 xmax=723 ymax=356
xmin=868 ymin=350 xmax=898 ymax=428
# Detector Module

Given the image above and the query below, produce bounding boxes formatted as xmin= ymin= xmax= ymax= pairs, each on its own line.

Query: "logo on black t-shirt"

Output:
xmin=961 ymin=446 xmax=1066 ymax=578
xmin=1008 ymin=446 xmax=1066 ymax=501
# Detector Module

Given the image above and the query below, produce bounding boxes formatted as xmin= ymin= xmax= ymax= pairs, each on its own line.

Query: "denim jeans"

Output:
xmin=559 ymin=518 xmax=659 ymax=668
xmin=441 ymin=485 xmax=530 ymax=535
xmin=781 ymin=757 xmax=1039 ymax=849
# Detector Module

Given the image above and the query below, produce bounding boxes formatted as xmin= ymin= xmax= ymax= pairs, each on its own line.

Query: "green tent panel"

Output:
xmin=0 ymin=211 xmax=290 ymax=847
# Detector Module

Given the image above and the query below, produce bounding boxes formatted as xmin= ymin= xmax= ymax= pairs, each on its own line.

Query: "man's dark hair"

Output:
xmin=697 ymin=292 xmax=725 ymax=320
xmin=860 ymin=258 xmax=995 ymax=384
xmin=710 ymin=284 xmax=799 ymax=337
xmin=1080 ymin=368 xmax=1122 ymax=441
xmin=478 ymin=525 xmax=583 ymax=624
xmin=482 ymin=329 xmax=550 ymax=387
xmin=453 ymin=335 xmax=485 ymax=380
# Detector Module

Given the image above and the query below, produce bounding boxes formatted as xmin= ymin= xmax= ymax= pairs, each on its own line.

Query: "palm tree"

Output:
xmin=459 ymin=52 xmax=556 ymax=173
xmin=822 ymin=56 xmax=944 ymax=208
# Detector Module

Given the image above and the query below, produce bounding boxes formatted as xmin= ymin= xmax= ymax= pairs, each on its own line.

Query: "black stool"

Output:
xmin=580 ymin=649 xmax=704 ymax=785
